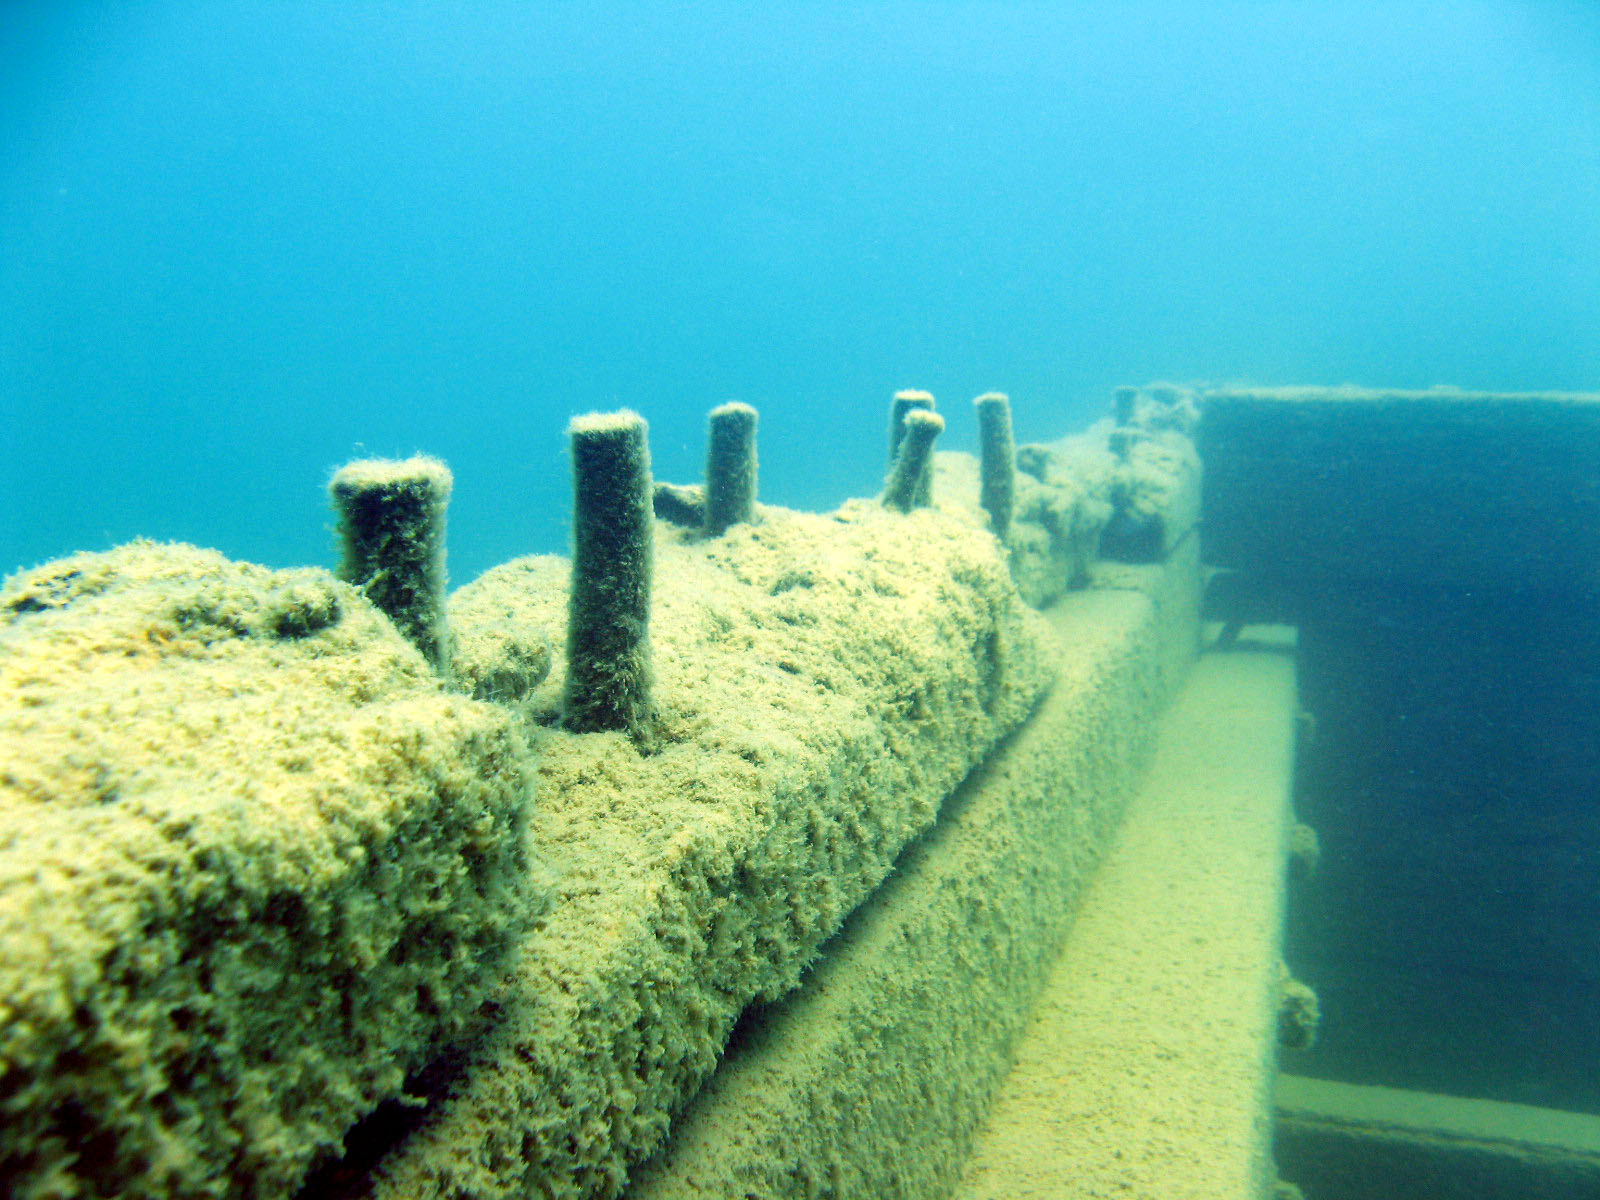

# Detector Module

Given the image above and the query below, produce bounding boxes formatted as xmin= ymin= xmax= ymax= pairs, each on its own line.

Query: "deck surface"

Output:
xmin=955 ymin=633 xmax=1298 ymax=1200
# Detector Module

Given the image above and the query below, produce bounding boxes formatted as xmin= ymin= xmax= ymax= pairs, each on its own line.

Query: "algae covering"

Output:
xmin=0 ymin=402 xmax=1212 ymax=1198
xmin=932 ymin=414 xmax=1202 ymax=612
xmin=0 ymin=543 xmax=537 ymax=1200
xmin=628 ymin=547 xmax=1202 ymax=1199
xmin=356 ymin=500 xmax=1054 ymax=1200
xmin=953 ymin=642 xmax=1294 ymax=1200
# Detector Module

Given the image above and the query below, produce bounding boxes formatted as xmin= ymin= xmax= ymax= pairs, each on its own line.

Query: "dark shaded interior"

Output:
xmin=1201 ymin=389 xmax=1600 ymax=1116
xmin=1287 ymin=582 xmax=1600 ymax=1112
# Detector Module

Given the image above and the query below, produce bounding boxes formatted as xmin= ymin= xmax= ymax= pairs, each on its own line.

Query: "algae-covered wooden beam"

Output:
xmin=1276 ymin=1074 xmax=1600 ymax=1199
xmin=629 ymin=543 xmax=1205 ymax=1200
xmin=0 ymin=543 xmax=537 ymax=1200
xmin=954 ymin=637 xmax=1295 ymax=1200
xmin=357 ymin=501 xmax=1056 ymax=1200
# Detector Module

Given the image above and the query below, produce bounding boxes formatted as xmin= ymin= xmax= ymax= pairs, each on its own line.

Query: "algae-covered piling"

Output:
xmin=1114 ymin=386 xmax=1139 ymax=426
xmin=704 ymin=401 xmax=758 ymax=536
xmin=329 ymin=455 xmax=453 ymax=672
xmin=563 ymin=410 xmax=656 ymax=737
xmin=975 ymin=391 xmax=1016 ymax=540
xmin=884 ymin=409 xmax=945 ymax=512
xmin=889 ymin=388 xmax=936 ymax=467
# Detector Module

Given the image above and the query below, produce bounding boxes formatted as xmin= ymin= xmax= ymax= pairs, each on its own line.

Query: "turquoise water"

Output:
xmin=4 ymin=1 xmax=1598 ymax=584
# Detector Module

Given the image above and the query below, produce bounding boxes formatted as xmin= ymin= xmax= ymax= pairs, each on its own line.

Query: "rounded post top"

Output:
xmin=568 ymin=409 xmax=647 ymax=440
xmin=329 ymin=455 xmax=452 ymax=496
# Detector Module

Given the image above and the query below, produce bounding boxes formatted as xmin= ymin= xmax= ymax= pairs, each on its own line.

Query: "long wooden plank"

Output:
xmin=955 ymin=635 xmax=1297 ymax=1200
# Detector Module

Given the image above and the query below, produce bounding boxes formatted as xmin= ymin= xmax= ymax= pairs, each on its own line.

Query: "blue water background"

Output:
xmin=3 ymin=1 xmax=1598 ymax=585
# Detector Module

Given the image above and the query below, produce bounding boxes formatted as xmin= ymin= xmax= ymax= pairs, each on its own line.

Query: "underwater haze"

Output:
xmin=3 ymin=0 xmax=1598 ymax=584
